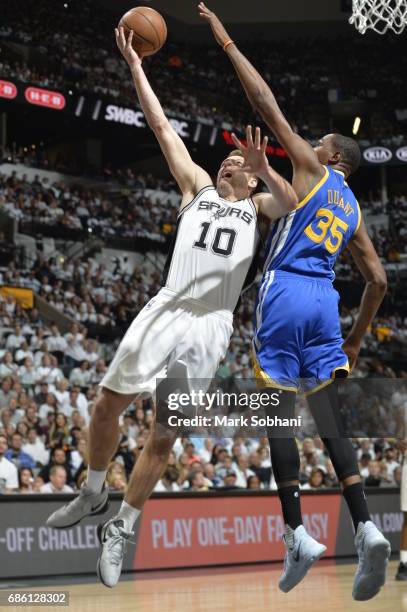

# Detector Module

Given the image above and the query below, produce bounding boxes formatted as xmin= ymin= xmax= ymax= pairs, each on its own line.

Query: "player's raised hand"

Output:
xmin=342 ymin=336 xmax=361 ymax=371
xmin=198 ymin=2 xmax=232 ymax=48
xmin=115 ymin=26 xmax=142 ymax=70
xmin=231 ymin=126 xmax=270 ymax=179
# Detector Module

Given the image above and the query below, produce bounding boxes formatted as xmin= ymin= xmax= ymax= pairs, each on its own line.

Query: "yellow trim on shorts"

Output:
xmin=304 ymin=361 xmax=350 ymax=397
xmin=296 ymin=166 xmax=329 ymax=210
xmin=252 ymin=351 xmax=298 ymax=393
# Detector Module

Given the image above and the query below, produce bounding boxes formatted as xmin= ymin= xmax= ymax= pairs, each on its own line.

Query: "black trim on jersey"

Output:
xmin=233 ymin=241 xmax=265 ymax=314
xmin=248 ymin=196 xmax=259 ymax=220
xmin=178 ymin=185 xmax=214 ymax=218
xmin=162 ymin=215 xmax=183 ymax=286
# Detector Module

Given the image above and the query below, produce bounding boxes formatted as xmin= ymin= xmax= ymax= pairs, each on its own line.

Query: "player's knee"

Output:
xmin=92 ymin=390 xmax=125 ymax=423
xmin=147 ymin=424 xmax=176 ymax=458
xmin=322 ymin=437 xmax=360 ymax=481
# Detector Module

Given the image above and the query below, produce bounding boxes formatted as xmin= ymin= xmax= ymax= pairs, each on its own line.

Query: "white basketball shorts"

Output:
xmin=100 ymin=287 xmax=234 ymax=396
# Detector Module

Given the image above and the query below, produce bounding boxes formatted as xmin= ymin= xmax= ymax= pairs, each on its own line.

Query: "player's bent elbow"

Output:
xmin=370 ymin=267 xmax=387 ymax=295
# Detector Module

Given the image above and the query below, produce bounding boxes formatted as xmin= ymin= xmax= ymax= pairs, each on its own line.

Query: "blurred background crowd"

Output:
xmin=0 ymin=0 xmax=406 ymax=496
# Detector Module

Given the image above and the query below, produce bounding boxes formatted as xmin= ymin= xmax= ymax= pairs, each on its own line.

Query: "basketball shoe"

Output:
xmin=352 ymin=520 xmax=391 ymax=601
xmin=97 ymin=517 xmax=135 ymax=588
xmin=46 ymin=484 xmax=109 ymax=528
xmin=279 ymin=524 xmax=327 ymax=592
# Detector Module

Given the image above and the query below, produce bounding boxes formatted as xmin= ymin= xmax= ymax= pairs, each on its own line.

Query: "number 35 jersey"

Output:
xmin=263 ymin=166 xmax=361 ymax=281
xmin=162 ymin=185 xmax=260 ymax=313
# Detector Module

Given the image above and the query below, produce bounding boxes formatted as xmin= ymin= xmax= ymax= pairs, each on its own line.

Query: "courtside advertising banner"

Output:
xmin=0 ymin=491 xmax=401 ymax=578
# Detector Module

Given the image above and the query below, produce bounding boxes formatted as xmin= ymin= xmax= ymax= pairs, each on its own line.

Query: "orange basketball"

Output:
xmin=118 ymin=6 xmax=167 ymax=57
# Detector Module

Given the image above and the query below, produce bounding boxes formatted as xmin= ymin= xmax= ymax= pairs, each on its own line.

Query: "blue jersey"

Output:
xmin=263 ymin=166 xmax=361 ymax=281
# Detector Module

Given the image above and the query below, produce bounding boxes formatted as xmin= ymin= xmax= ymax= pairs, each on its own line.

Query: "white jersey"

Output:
xmin=163 ymin=185 xmax=260 ymax=312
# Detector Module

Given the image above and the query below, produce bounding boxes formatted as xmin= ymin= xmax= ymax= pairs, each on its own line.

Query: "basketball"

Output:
xmin=118 ymin=6 xmax=167 ymax=57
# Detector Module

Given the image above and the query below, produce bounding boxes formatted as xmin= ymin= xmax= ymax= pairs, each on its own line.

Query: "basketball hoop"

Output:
xmin=349 ymin=0 xmax=407 ymax=34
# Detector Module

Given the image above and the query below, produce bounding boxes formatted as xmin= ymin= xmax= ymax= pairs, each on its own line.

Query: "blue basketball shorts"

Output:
xmin=252 ymin=271 xmax=349 ymax=392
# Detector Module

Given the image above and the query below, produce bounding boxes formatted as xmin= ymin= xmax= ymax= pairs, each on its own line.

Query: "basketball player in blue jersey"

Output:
xmin=200 ymin=3 xmax=391 ymax=601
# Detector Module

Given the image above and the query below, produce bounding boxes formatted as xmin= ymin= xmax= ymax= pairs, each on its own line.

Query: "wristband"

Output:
xmin=223 ymin=40 xmax=234 ymax=52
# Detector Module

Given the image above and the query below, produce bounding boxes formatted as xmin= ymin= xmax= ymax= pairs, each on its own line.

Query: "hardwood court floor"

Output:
xmin=7 ymin=560 xmax=407 ymax=612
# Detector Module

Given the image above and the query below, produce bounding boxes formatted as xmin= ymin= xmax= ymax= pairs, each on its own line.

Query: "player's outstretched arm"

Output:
xmin=198 ymin=3 xmax=323 ymax=194
xmin=231 ymin=126 xmax=297 ymax=219
xmin=344 ymin=218 xmax=387 ymax=369
xmin=115 ymin=27 xmax=211 ymax=200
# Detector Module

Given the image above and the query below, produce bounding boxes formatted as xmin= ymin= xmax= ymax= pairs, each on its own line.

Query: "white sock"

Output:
xmin=86 ymin=468 xmax=107 ymax=494
xmin=401 ymin=550 xmax=407 ymax=564
xmin=117 ymin=501 xmax=141 ymax=532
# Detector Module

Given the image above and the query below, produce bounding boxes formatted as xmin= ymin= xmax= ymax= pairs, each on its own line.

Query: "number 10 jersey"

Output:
xmin=162 ymin=185 xmax=260 ymax=313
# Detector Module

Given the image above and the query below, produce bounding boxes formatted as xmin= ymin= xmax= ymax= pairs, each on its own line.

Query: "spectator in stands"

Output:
xmin=46 ymin=413 xmax=70 ymax=449
xmin=106 ymin=461 xmax=127 ymax=492
xmin=247 ymin=474 xmax=262 ymax=490
xmin=5 ymin=432 xmax=36 ymax=469
xmin=364 ymin=460 xmax=383 ymax=487
xmin=233 ymin=455 xmax=256 ymax=488
xmin=0 ymin=434 xmax=18 ymax=491
xmin=39 ymin=447 xmax=73 ymax=484
xmin=0 ymin=352 xmax=18 ymax=378
xmin=40 ymin=465 xmax=73 ymax=493
xmin=18 ymin=466 xmax=35 ymax=493
xmin=155 ymin=466 xmax=180 ymax=492
xmin=188 ymin=469 xmax=209 ymax=492
xmin=22 ymin=427 xmax=49 ymax=466
xmin=302 ymin=467 xmax=326 ymax=490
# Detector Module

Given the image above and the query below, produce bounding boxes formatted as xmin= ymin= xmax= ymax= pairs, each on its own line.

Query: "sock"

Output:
xmin=116 ymin=501 xmax=141 ymax=532
xmin=401 ymin=550 xmax=407 ymax=564
xmin=86 ymin=468 xmax=107 ymax=494
xmin=278 ymin=485 xmax=302 ymax=531
xmin=343 ymin=482 xmax=371 ymax=531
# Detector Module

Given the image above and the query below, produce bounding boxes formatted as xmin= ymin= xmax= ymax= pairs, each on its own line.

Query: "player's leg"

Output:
xmin=46 ymin=388 xmax=136 ymax=528
xmin=305 ymin=380 xmax=390 ymax=600
xmin=47 ymin=291 xmax=184 ymax=529
xmin=97 ymin=402 xmax=179 ymax=587
xmin=263 ymin=387 xmax=327 ymax=592
xmin=97 ymin=307 xmax=234 ymax=587
xmin=253 ymin=276 xmax=326 ymax=592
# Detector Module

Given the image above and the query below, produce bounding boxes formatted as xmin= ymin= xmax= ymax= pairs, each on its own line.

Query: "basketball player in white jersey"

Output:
xmin=46 ymin=27 xmax=297 ymax=587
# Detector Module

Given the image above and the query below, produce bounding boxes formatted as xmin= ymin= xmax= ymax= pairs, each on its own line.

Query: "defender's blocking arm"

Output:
xmin=115 ymin=27 xmax=210 ymax=201
xmin=343 ymin=219 xmax=387 ymax=369
xmin=231 ymin=126 xmax=297 ymax=219
xmin=198 ymin=3 xmax=323 ymax=192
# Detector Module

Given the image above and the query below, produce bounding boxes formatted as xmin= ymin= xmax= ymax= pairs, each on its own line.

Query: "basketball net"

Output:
xmin=349 ymin=0 xmax=407 ymax=34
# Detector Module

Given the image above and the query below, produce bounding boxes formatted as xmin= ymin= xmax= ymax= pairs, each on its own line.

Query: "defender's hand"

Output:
xmin=115 ymin=26 xmax=142 ymax=70
xmin=342 ymin=337 xmax=361 ymax=371
xmin=198 ymin=2 xmax=232 ymax=48
xmin=231 ymin=126 xmax=269 ymax=180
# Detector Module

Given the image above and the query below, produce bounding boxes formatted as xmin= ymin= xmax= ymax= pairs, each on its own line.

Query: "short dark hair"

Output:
xmin=332 ymin=133 xmax=361 ymax=175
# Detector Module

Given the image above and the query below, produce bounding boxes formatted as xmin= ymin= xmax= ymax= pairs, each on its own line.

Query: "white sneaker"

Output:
xmin=279 ymin=525 xmax=327 ymax=593
xmin=352 ymin=520 xmax=391 ymax=601
xmin=97 ymin=518 xmax=135 ymax=588
xmin=46 ymin=484 xmax=108 ymax=529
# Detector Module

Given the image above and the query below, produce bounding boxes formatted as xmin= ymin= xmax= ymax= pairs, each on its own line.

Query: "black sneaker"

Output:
xmin=396 ymin=562 xmax=407 ymax=580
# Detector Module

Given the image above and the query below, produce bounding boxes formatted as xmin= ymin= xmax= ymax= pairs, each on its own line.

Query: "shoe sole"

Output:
xmin=279 ymin=545 xmax=327 ymax=593
xmin=96 ymin=557 xmax=115 ymax=589
xmin=352 ymin=539 xmax=391 ymax=601
xmin=96 ymin=524 xmax=118 ymax=589
xmin=50 ymin=499 xmax=110 ymax=530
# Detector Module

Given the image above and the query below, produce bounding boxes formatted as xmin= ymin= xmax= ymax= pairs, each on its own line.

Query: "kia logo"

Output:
xmin=396 ymin=146 xmax=407 ymax=163
xmin=363 ymin=147 xmax=392 ymax=163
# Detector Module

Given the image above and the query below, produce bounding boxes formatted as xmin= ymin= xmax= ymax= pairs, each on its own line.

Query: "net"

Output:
xmin=349 ymin=0 xmax=407 ymax=34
